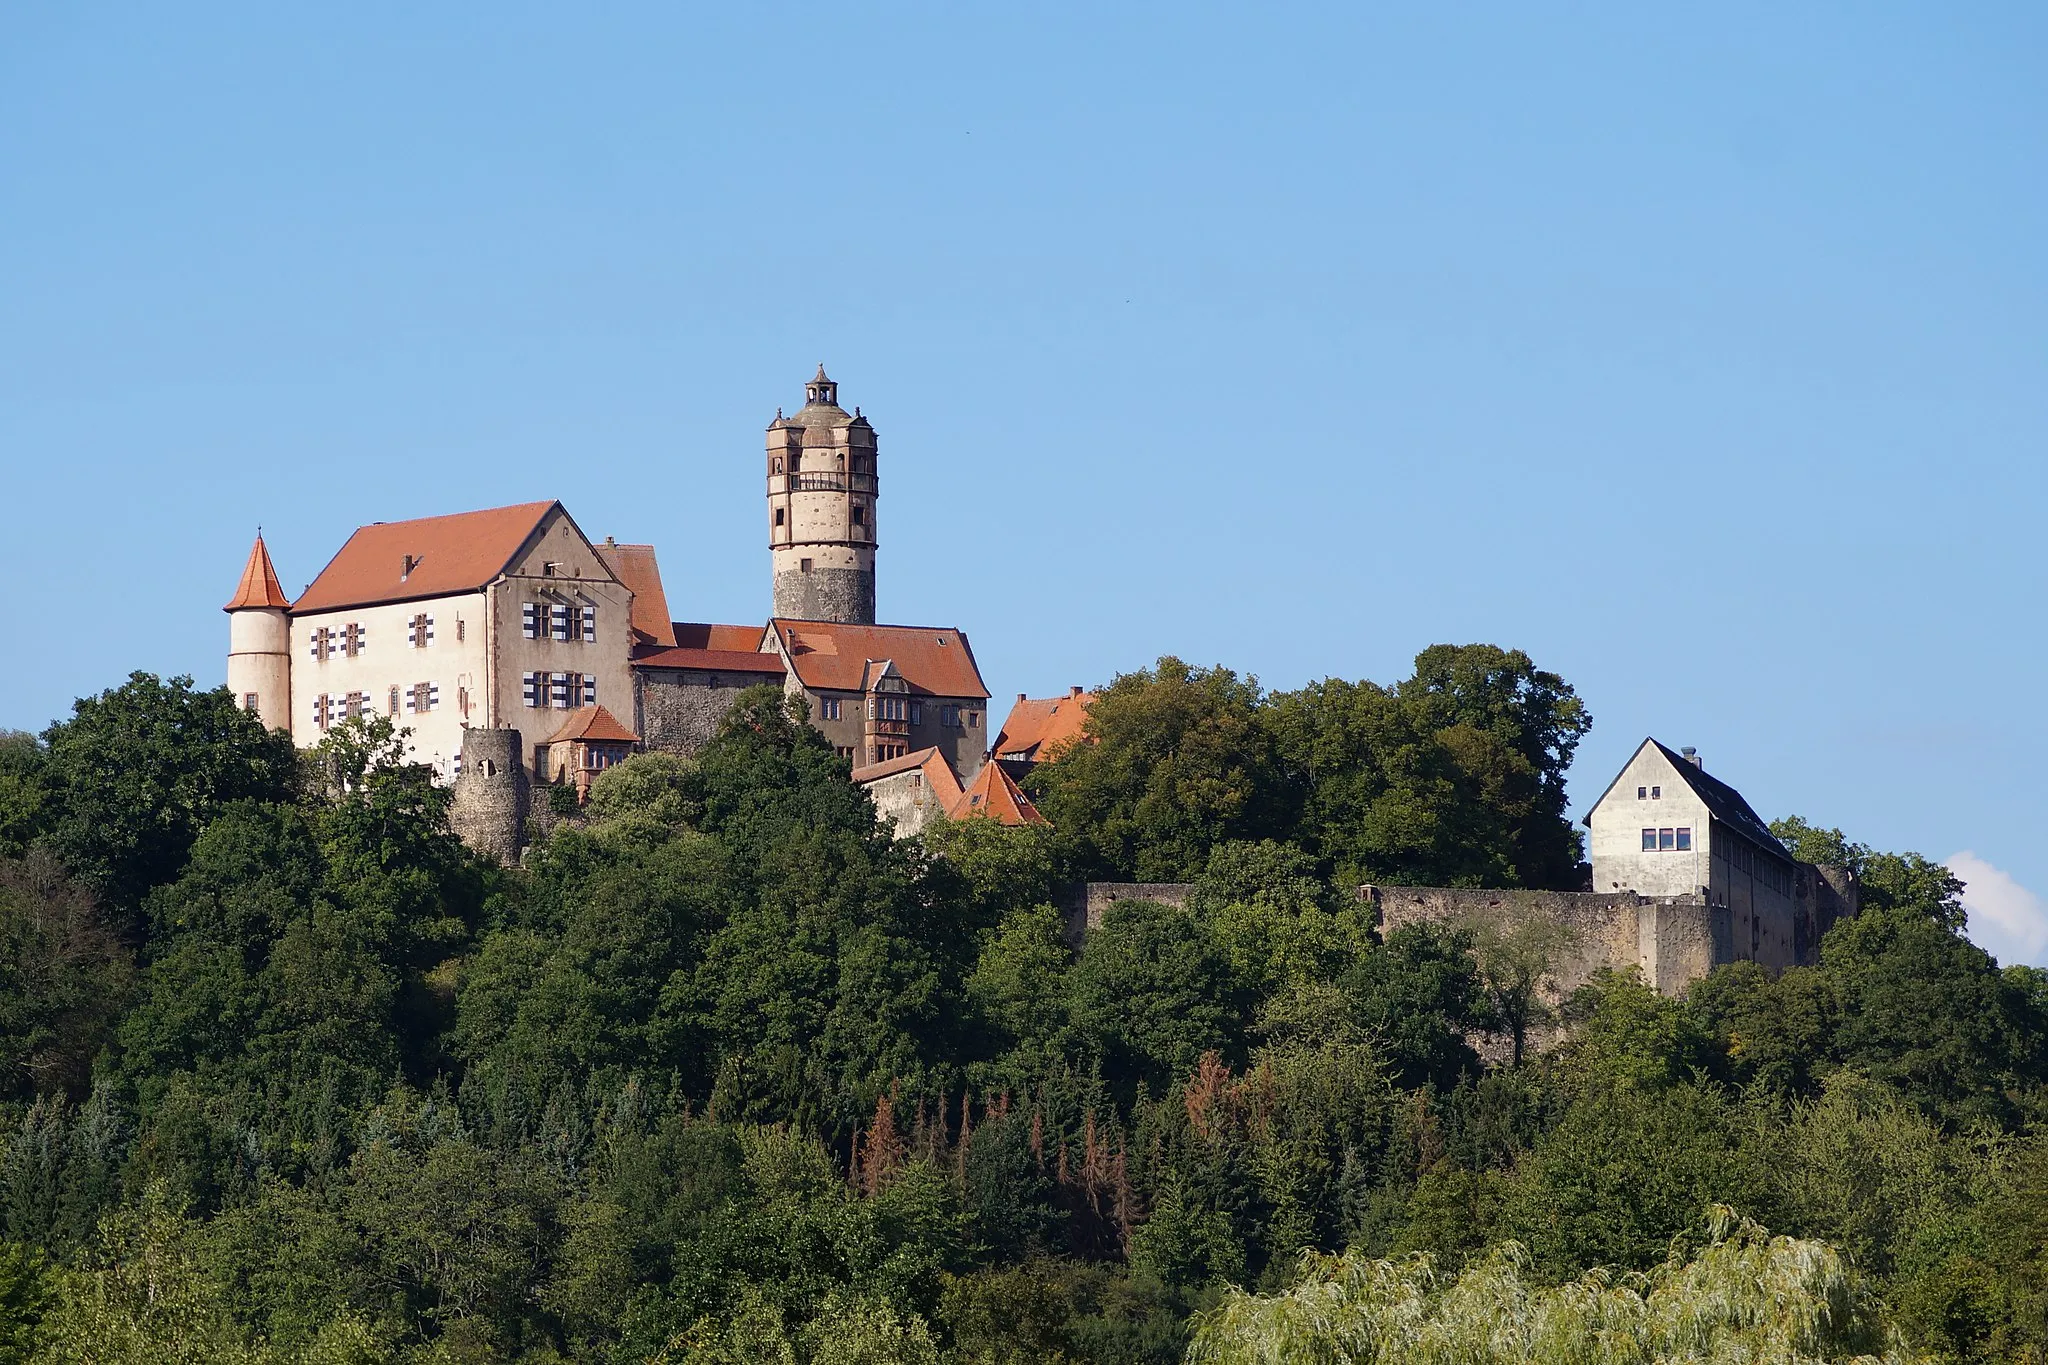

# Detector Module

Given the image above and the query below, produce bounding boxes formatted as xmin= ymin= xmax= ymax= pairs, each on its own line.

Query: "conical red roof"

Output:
xmin=223 ymin=535 xmax=290 ymax=612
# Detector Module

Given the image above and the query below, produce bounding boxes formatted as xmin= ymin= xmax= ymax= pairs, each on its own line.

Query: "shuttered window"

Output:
xmin=551 ymin=672 xmax=572 ymax=708
xmin=315 ymin=694 xmax=330 ymax=730
xmin=581 ymin=674 xmax=597 ymax=706
xmin=522 ymin=603 xmax=540 ymax=639
xmin=581 ymin=605 xmax=596 ymax=643
xmin=523 ymin=672 xmax=541 ymax=708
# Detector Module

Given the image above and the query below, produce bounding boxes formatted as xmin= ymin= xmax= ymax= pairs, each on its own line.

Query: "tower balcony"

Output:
xmin=784 ymin=473 xmax=879 ymax=494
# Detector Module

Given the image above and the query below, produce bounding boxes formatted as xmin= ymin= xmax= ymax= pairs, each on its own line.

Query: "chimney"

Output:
xmin=401 ymin=554 xmax=417 ymax=580
xmin=1070 ymin=685 xmax=1084 ymax=697
xmin=1681 ymin=746 xmax=1701 ymax=768
xmin=1018 ymin=693 xmax=1027 ymax=703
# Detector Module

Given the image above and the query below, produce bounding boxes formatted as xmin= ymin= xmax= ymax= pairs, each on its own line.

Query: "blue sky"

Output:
xmin=3 ymin=4 xmax=2043 ymax=962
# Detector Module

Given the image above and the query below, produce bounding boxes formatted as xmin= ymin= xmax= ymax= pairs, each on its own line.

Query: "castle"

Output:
xmin=224 ymin=368 xmax=1032 ymax=852
xmin=223 ymin=368 xmax=1854 ymax=1000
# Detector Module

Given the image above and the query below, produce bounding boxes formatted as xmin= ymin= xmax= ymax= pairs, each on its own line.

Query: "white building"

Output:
xmin=1585 ymin=738 xmax=1805 ymax=971
xmin=224 ymin=501 xmax=636 ymax=778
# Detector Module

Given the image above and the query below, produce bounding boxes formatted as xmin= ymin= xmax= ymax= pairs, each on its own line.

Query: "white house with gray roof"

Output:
xmin=1586 ymin=738 xmax=1809 ymax=972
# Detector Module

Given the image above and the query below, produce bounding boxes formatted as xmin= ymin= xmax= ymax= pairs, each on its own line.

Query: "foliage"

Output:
xmin=0 ymin=661 xmax=2041 ymax=1361
xmin=1187 ymin=1207 xmax=1915 ymax=1364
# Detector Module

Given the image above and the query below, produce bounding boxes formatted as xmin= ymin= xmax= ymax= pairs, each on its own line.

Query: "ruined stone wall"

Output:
xmin=635 ymin=668 xmax=758 ymax=757
xmin=1058 ymin=882 xmax=1198 ymax=944
xmin=448 ymin=726 xmax=527 ymax=865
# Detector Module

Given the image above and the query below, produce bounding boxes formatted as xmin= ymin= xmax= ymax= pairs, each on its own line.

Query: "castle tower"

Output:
xmin=448 ymin=725 xmax=529 ymax=865
xmin=223 ymin=534 xmax=292 ymax=731
xmin=767 ymin=365 xmax=877 ymax=624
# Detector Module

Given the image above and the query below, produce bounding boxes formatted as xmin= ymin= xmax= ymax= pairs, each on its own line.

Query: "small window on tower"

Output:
xmin=243 ymin=692 xmax=259 ymax=712
xmin=800 ymin=558 xmax=813 ymax=573
xmin=852 ymin=504 xmax=865 ymax=525
xmin=775 ymin=508 xmax=785 ymax=526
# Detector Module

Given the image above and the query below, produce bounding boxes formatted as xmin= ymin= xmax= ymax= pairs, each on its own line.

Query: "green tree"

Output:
xmin=0 ymin=854 xmax=133 ymax=1103
xmin=1027 ymin=659 xmax=1290 ymax=882
xmin=40 ymin=673 xmax=297 ymax=914
xmin=1186 ymin=1208 xmax=1916 ymax=1364
xmin=0 ymin=735 xmax=52 ymax=863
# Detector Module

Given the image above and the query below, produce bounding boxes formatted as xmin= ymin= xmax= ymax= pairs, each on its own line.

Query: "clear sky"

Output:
xmin=3 ymin=5 xmax=2043 ymax=962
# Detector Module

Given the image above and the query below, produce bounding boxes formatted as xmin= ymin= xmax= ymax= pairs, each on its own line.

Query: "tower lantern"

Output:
xmin=766 ymin=365 xmax=877 ymax=624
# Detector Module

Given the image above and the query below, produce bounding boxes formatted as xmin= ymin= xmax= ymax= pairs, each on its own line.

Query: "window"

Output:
xmin=800 ymin=558 xmax=813 ymax=573
xmin=581 ymin=605 xmax=596 ymax=643
xmin=407 ymin=682 xmax=437 ymax=713
xmin=581 ymin=674 xmax=597 ymax=706
xmin=1659 ymin=828 xmax=1676 ymax=851
xmin=543 ymin=561 xmax=562 ymax=577
xmin=852 ymin=504 xmax=865 ymax=525
xmin=242 ymin=692 xmax=259 ymax=712
xmin=1675 ymin=827 xmax=1692 ymax=851
xmin=315 ymin=694 xmax=331 ymax=730
xmin=456 ymin=618 xmax=466 ymax=642
xmin=876 ymin=696 xmax=906 ymax=721
xmin=941 ymin=705 xmax=961 ymax=728
xmin=458 ymin=685 xmax=469 ymax=717
xmin=522 ymin=603 xmax=540 ymax=639
xmin=835 ymin=746 xmax=856 ymax=760
xmin=1651 ymin=786 xmax=1661 ymax=799
xmin=388 ymin=685 xmax=400 ymax=716
xmin=1642 ymin=828 xmax=1657 ymax=852
xmin=1637 ymin=786 xmax=1647 ymax=799
xmin=775 ymin=508 xmax=786 ymax=526
xmin=910 ymin=703 xmax=921 ymax=725
xmin=523 ymin=672 xmax=541 ymax=708
xmin=550 ymin=604 xmax=572 ymax=642
xmin=551 ymin=673 xmax=573 ymax=708
xmin=408 ymin=613 xmax=433 ymax=648
xmin=344 ymin=691 xmax=368 ymax=720
xmin=343 ymin=622 xmax=365 ymax=657
xmin=821 ymin=698 xmax=842 ymax=721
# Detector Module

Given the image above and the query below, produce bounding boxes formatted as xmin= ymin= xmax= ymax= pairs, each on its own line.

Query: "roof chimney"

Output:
xmin=1017 ymin=693 xmax=1027 ymax=703
xmin=401 ymin=554 xmax=417 ymax=581
xmin=1681 ymin=746 xmax=1701 ymax=768
xmin=1070 ymin=685 xmax=1084 ymax=697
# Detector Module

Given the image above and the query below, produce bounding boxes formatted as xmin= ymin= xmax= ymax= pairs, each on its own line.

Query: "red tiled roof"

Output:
xmin=595 ymin=542 xmax=674 ymax=647
xmin=541 ymin=705 xmax=639 ymax=746
xmin=770 ymin=620 xmax=990 ymax=700
xmin=224 ymin=535 xmax=290 ymax=612
xmin=631 ymin=646 xmax=786 ymax=674
xmin=993 ymin=688 xmax=1095 ymax=762
xmin=292 ymin=501 xmax=560 ymax=614
xmin=949 ymin=761 xmax=1046 ymax=826
xmin=852 ymin=746 xmax=964 ymax=807
xmin=673 ymin=622 xmax=765 ymax=652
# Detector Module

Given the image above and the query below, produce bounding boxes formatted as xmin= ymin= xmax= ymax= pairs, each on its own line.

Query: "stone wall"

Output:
xmin=772 ymin=565 xmax=874 ymax=626
xmin=448 ymin=726 xmax=527 ymax=865
xmin=636 ymin=668 xmax=758 ymax=757
xmin=1058 ymin=882 xmax=1198 ymax=944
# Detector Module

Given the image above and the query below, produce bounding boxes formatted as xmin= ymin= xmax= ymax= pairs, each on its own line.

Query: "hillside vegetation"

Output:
xmin=0 ymin=655 xmax=2042 ymax=1363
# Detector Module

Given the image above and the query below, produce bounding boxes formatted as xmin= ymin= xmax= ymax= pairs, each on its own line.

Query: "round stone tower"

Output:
xmin=767 ymin=365 xmax=877 ymax=624
xmin=223 ymin=534 xmax=292 ymax=732
xmin=448 ymin=726 xmax=529 ymax=865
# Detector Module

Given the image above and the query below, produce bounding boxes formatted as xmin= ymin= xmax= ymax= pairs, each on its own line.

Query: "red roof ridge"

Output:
xmin=224 ymin=535 xmax=290 ymax=611
xmin=292 ymin=500 xmax=564 ymax=614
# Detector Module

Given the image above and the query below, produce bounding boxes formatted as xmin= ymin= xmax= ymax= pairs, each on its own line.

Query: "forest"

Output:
xmin=0 ymin=647 xmax=2042 ymax=1363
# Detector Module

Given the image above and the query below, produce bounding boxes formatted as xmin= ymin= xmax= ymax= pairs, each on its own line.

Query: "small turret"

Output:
xmin=224 ymin=534 xmax=292 ymax=732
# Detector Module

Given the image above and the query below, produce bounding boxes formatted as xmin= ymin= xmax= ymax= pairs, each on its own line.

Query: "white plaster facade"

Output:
xmin=290 ymin=592 xmax=491 ymax=779
xmin=1587 ymin=738 xmax=1801 ymax=973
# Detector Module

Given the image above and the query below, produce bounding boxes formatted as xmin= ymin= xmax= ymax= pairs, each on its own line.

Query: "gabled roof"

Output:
xmin=1650 ymin=740 xmax=1788 ymax=856
xmin=292 ymin=501 xmax=561 ymax=614
xmin=224 ymin=535 xmax=290 ymax=611
xmin=949 ymin=761 xmax=1046 ymax=826
xmin=1587 ymin=737 xmax=1789 ymax=858
xmin=595 ymin=541 xmax=674 ymax=647
xmin=993 ymin=688 xmax=1095 ymax=762
xmin=769 ymin=620 xmax=989 ymax=699
xmin=541 ymin=705 xmax=639 ymax=746
xmin=852 ymin=744 xmax=965 ymax=799
xmin=633 ymin=621 xmax=788 ymax=674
